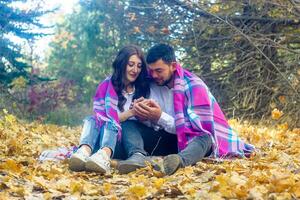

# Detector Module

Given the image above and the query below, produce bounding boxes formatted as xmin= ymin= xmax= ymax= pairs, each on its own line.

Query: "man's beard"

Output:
xmin=161 ymin=74 xmax=173 ymax=86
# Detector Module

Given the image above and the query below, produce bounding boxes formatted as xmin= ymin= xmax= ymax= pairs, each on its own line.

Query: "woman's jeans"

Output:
xmin=79 ymin=116 xmax=126 ymax=159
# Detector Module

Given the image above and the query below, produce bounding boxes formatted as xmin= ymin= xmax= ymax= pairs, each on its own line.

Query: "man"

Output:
xmin=118 ymin=44 xmax=254 ymax=175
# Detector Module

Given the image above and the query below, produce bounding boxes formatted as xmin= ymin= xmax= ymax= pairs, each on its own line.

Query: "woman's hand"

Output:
xmin=119 ymin=109 xmax=135 ymax=122
xmin=128 ymin=108 xmax=135 ymax=117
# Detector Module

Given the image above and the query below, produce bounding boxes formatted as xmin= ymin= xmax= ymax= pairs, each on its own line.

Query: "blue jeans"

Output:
xmin=178 ymin=134 xmax=212 ymax=166
xmin=79 ymin=116 xmax=126 ymax=159
xmin=121 ymin=120 xmax=212 ymax=166
xmin=121 ymin=120 xmax=178 ymax=157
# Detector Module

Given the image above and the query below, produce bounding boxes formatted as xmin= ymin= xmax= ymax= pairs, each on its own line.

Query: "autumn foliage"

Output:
xmin=0 ymin=111 xmax=299 ymax=199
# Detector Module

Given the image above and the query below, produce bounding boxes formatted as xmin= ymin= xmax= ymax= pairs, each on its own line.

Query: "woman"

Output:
xmin=69 ymin=45 xmax=150 ymax=174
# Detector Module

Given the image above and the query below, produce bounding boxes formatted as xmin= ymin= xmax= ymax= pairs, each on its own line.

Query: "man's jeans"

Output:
xmin=121 ymin=120 xmax=212 ymax=166
xmin=121 ymin=120 xmax=178 ymax=157
xmin=178 ymin=134 xmax=212 ymax=166
xmin=79 ymin=116 xmax=126 ymax=159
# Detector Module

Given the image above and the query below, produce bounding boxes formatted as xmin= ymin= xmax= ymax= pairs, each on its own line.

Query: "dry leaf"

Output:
xmin=1 ymin=110 xmax=299 ymax=199
xmin=271 ymin=108 xmax=283 ymax=120
xmin=127 ymin=185 xmax=146 ymax=198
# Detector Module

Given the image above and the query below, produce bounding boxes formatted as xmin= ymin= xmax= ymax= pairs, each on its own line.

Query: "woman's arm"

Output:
xmin=118 ymin=109 xmax=135 ymax=122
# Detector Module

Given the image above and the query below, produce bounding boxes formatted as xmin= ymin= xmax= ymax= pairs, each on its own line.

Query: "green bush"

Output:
xmin=44 ymin=103 xmax=92 ymax=126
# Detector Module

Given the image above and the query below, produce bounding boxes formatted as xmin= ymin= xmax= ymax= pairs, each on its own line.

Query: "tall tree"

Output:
xmin=47 ymin=0 xmax=300 ymax=125
xmin=47 ymin=0 xmax=133 ymax=102
xmin=177 ymin=0 xmax=300 ymax=124
xmin=0 ymin=0 xmax=49 ymax=86
xmin=130 ymin=0 xmax=299 ymax=125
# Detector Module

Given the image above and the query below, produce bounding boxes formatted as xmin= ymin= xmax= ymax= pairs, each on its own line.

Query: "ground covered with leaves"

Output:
xmin=0 ymin=111 xmax=299 ymax=200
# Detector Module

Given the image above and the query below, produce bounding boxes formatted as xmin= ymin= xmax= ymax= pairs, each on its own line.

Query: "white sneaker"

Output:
xmin=85 ymin=149 xmax=111 ymax=174
xmin=69 ymin=149 xmax=89 ymax=172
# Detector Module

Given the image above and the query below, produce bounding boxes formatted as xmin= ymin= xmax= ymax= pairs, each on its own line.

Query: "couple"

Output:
xmin=69 ymin=44 xmax=254 ymax=175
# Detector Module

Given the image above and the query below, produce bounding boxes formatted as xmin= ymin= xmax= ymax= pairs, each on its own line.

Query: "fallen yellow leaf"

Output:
xmin=153 ymin=178 xmax=165 ymax=189
xmin=127 ymin=185 xmax=146 ymax=198
xmin=271 ymin=108 xmax=283 ymax=120
xmin=1 ymin=159 xmax=22 ymax=173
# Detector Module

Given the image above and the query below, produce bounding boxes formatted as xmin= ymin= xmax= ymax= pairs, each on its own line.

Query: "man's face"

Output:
xmin=148 ymin=59 xmax=176 ymax=86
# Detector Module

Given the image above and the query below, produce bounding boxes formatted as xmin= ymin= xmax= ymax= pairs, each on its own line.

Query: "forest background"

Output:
xmin=1 ymin=0 xmax=300 ymax=199
xmin=1 ymin=0 xmax=299 ymax=127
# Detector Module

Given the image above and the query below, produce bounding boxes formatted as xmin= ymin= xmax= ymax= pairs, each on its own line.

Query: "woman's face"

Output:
xmin=124 ymin=54 xmax=142 ymax=85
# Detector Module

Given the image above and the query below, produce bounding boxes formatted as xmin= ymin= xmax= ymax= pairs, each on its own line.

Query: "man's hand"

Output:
xmin=133 ymin=99 xmax=162 ymax=122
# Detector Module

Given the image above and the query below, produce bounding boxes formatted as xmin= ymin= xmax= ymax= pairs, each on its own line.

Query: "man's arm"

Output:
xmin=156 ymin=111 xmax=176 ymax=134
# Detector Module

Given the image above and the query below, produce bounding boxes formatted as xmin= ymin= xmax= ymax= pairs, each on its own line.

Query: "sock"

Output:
xmin=96 ymin=149 xmax=110 ymax=161
xmin=77 ymin=147 xmax=91 ymax=156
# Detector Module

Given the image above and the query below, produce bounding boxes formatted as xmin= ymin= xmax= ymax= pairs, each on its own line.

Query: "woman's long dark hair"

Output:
xmin=111 ymin=45 xmax=150 ymax=112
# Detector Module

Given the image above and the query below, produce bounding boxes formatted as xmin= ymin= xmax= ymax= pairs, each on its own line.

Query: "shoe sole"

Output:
xmin=117 ymin=163 xmax=145 ymax=174
xmin=163 ymin=155 xmax=181 ymax=175
xmin=85 ymin=160 xmax=107 ymax=174
xmin=69 ymin=156 xmax=85 ymax=172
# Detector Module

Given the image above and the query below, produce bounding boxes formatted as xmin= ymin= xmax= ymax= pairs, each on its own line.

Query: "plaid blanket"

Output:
xmin=93 ymin=77 xmax=121 ymax=139
xmin=39 ymin=146 xmax=77 ymax=162
xmin=173 ymin=64 xmax=254 ymax=157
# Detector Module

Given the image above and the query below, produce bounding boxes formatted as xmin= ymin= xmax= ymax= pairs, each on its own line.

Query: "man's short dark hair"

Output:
xmin=146 ymin=43 xmax=176 ymax=64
